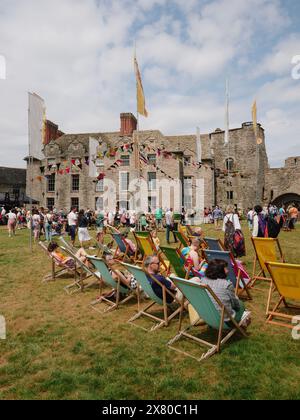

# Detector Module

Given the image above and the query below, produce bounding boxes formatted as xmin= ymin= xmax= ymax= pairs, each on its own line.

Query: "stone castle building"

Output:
xmin=26 ymin=112 xmax=300 ymax=219
xmin=0 ymin=166 xmax=27 ymax=207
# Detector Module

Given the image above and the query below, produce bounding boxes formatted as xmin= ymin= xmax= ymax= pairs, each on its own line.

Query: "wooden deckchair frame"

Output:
xmin=265 ymin=262 xmax=300 ymax=329
xmin=167 ymin=276 xmax=249 ymax=361
xmin=39 ymin=241 xmax=80 ymax=283
xmin=204 ymin=249 xmax=252 ymax=300
xmin=251 ymin=238 xmax=285 ymax=287
xmin=88 ymin=257 xmax=136 ymax=313
xmin=60 ymin=246 xmax=100 ymax=295
xmin=121 ymin=262 xmax=182 ymax=332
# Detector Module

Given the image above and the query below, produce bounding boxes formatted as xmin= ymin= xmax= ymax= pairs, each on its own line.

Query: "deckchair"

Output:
xmin=59 ymin=236 xmax=78 ymax=254
xmin=111 ymin=233 xmax=136 ymax=262
xmin=204 ymin=237 xmax=225 ymax=252
xmin=60 ymin=246 xmax=100 ymax=295
xmin=204 ymin=249 xmax=252 ymax=300
xmin=160 ymin=246 xmax=192 ymax=279
xmin=121 ymin=262 xmax=182 ymax=331
xmin=39 ymin=241 xmax=79 ymax=283
xmin=174 ymin=231 xmax=190 ymax=249
xmin=265 ymin=262 xmax=300 ymax=329
xmin=251 ymin=238 xmax=285 ymax=287
xmin=88 ymin=256 xmax=135 ymax=313
xmin=135 ymin=231 xmax=150 ymax=238
xmin=167 ymin=276 xmax=249 ymax=361
xmin=134 ymin=234 xmax=170 ymax=273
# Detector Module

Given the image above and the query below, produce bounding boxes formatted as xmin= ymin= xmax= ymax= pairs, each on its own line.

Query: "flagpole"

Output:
xmin=225 ymin=79 xmax=231 ymax=205
xmin=28 ymin=93 xmax=33 ymax=252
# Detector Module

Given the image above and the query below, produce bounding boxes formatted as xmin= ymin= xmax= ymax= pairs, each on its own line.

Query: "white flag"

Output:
xmin=89 ymin=137 xmax=99 ymax=177
xmin=28 ymin=92 xmax=45 ymax=160
xmin=224 ymin=79 xmax=229 ymax=145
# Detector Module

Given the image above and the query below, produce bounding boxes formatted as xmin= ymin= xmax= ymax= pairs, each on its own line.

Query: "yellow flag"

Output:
xmin=134 ymin=55 xmax=148 ymax=117
xmin=252 ymin=100 xmax=258 ymax=139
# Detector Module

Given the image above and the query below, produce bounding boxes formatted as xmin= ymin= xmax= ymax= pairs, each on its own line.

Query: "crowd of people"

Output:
xmin=1 ymin=201 xmax=298 ymax=245
xmin=2 ymin=201 xmax=298 ymax=337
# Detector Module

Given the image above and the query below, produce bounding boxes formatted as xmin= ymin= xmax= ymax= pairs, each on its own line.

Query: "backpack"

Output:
xmin=257 ymin=214 xmax=268 ymax=238
xmin=224 ymin=215 xmax=235 ymax=254
xmin=267 ymin=216 xmax=282 ymax=238
xmin=233 ymin=229 xmax=246 ymax=257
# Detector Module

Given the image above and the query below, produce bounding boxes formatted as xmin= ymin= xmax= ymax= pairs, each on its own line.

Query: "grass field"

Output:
xmin=0 ymin=223 xmax=300 ymax=400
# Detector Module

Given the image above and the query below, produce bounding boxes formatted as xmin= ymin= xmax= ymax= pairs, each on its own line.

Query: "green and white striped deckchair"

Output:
xmin=88 ymin=256 xmax=135 ymax=313
xmin=168 ymin=276 xmax=249 ymax=361
xmin=60 ymin=246 xmax=100 ymax=295
xmin=121 ymin=262 xmax=181 ymax=331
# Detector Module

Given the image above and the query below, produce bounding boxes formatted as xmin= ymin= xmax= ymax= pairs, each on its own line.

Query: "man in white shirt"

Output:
xmin=165 ymin=208 xmax=178 ymax=244
xmin=247 ymin=208 xmax=255 ymax=230
xmin=67 ymin=207 xmax=78 ymax=245
xmin=6 ymin=210 xmax=17 ymax=237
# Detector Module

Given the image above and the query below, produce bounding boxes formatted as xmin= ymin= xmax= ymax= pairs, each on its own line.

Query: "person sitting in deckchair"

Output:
xmin=197 ymin=259 xmax=251 ymax=327
xmin=103 ymin=252 xmax=137 ymax=291
xmin=48 ymin=241 xmax=90 ymax=269
xmin=151 ymin=230 xmax=160 ymax=251
xmin=181 ymin=239 xmax=202 ymax=272
xmin=144 ymin=255 xmax=182 ymax=303
xmin=122 ymin=232 xmax=137 ymax=255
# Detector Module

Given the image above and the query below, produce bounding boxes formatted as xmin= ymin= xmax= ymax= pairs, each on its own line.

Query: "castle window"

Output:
xmin=148 ymin=154 xmax=156 ymax=165
xmin=227 ymin=191 xmax=234 ymax=200
xmin=47 ymin=174 xmax=55 ymax=192
xmin=95 ymin=179 xmax=104 ymax=192
xmin=71 ymin=174 xmax=80 ymax=192
xmin=71 ymin=197 xmax=79 ymax=211
xmin=120 ymin=155 xmax=130 ymax=166
xmin=148 ymin=172 xmax=156 ymax=191
xmin=184 ymin=157 xmax=191 ymax=166
xmin=226 ymin=158 xmax=234 ymax=172
xmin=271 ymin=190 xmax=274 ymax=201
xmin=120 ymin=172 xmax=129 ymax=192
xmin=47 ymin=197 xmax=55 ymax=211
xmin=95 ymin=197 xmax=103 ymax=211
xmin=184 ymin=177 xmax=193 ymax=210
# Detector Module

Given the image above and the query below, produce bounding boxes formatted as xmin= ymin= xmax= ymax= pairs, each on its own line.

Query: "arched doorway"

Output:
xmin=272 ymin=193 xmax=300 ymax=208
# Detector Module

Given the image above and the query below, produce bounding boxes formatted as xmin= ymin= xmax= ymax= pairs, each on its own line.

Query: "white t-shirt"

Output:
xmin=247 ymin=210 xmax=255 ymax=221
xmin=7 ymin=212 xmax=16 ymax=221
xmin=67 ymin=211 xmax=77 ymax=226
xmin=165 ymin=211 xmax=173 ymax=226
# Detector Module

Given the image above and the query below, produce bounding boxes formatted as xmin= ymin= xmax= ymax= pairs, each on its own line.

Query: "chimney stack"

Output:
xmin=120 ymin=113 xmax=137 ymax=136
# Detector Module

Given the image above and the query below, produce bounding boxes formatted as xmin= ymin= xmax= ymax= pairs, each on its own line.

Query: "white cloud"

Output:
xmin=0 ymin=0 xmax=298 ymax=170
xmin=253 ymin=33 xmax=300 ymax=77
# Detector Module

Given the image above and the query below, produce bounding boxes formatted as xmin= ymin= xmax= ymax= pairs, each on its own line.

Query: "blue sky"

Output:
xmin=0 ymin=0 xmax=299 ymax=168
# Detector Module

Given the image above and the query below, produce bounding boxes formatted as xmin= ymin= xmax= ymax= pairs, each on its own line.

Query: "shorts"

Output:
xmin=130 ymin=276 xmax=138 ymax=289
xmin=69 ymin=225 xmax=76 ymax=241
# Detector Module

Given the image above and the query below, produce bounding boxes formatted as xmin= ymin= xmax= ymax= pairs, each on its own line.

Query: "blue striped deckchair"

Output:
xmin=121 ymin=262 xmax=181 ymax=331
xmin=88 ymin=256 xmax=135 ymax=313
xmin=111 ymin=233 xmax=136 ymax=262
xmin=168 ymin=276 xmax=249 ymax=361
xmin=204 ymin=237 xmax=225 ymax=252
xmin=204 ymin=249 xmax=252 ymax=300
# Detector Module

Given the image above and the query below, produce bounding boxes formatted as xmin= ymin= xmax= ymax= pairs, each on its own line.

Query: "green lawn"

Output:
xmin=0 ymin=223 xmax=300 ymax=400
